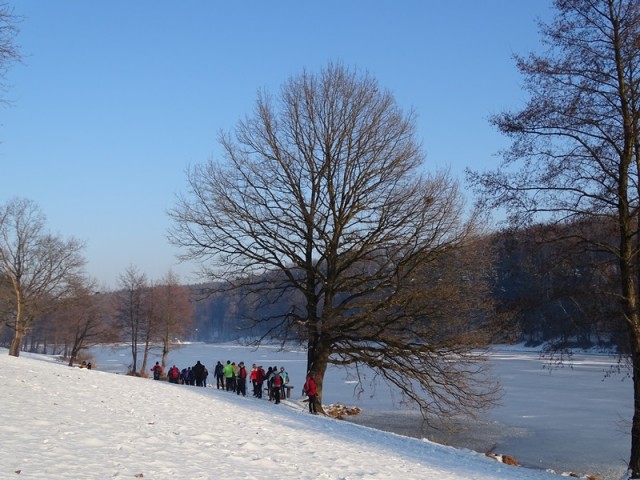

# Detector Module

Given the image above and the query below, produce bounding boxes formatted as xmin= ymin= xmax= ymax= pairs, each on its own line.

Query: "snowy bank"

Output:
xmin=0 ymin=349 xmax=572 ymax=479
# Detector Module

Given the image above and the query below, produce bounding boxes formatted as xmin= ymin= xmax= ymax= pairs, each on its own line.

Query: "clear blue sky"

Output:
xmin=0 ymin=1 xmax=554 ymax=288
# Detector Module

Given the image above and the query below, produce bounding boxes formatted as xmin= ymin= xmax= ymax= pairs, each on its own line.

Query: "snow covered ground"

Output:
xmin=87 ymin=342 xmax=631 ymax=479
xmin=1 ymin=344 xmax=631 ymax=479
xmin=1 ymin=347 xmax=576 ymax=480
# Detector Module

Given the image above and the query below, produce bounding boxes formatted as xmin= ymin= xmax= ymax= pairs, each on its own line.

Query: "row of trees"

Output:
xmin=0 ymin=198 xmax=194 ymax=372
xmin=116 ymin=266 xmax=193 ymax=373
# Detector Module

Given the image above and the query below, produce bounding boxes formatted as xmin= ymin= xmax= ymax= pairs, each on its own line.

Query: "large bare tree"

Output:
xmin=170 ymin=63 xmax=498 ymax=417
xmin=468 ymin=0 xmax=640 ymax=476
xmin=0 ymin=198 xmax=86 ymax=357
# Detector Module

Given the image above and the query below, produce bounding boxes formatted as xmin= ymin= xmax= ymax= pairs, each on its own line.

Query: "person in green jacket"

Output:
xmin=223 ymin=360 xmax=235 ymax=392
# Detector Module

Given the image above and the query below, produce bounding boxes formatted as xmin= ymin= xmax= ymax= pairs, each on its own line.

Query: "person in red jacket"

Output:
xmin=256 ymin=365 xmax=266 ymax=398
xmin=168 ymin=365 xmax=180 ymax=384
xmin=303 ymin=371 xmax=318 ymax=414
xmin=150 ymin=361 xmax=163 ymax=380
xmin=237 ymin=362 xmax=247 ymax=396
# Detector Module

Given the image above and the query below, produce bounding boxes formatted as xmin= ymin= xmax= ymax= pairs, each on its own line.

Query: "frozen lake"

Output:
xmin=89 ymin=343 xmax=631 ymax=480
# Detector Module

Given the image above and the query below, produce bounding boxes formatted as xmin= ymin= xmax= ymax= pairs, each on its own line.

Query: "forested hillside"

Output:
xmin=188 ymin=220 xmax=627 ymax=350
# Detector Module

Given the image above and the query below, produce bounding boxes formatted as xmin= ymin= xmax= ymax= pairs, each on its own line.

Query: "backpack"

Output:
xmin=274 ymin=373 xmax=282 ymax=387
xmin=153 ymin=368 xmax=161 ymax=380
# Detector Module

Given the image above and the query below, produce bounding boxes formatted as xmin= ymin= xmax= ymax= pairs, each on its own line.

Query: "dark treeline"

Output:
xmin=491 ymin=218 xmax=626 ymax=351
xmin=192 ymin=218 xmax=628 ymax=351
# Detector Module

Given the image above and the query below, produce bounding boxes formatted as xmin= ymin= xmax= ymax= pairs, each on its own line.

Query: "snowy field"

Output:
xmin=0 ymin=343 xmax=631 ymax=479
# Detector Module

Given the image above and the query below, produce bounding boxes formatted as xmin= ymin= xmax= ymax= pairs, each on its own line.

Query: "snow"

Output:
xmin=85 ymin=342 xmax=631 ymax=479
xmin=0 ymin=347 xmax=571 ymax=480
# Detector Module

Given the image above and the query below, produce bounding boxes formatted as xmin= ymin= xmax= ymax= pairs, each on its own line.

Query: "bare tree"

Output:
xmin=0 ymin=198 xmax=86 ymax=357
xmin=115 ymin=265 xmax=149 ymax=375
xmin=170 ymin=63 xmax=498 ymax=418
xmin=149 ymin=270 xmax=194 ymax=368
xmin=468 ymin=0 xmax=640 ymax=475
xmin=51 ymin=278 xmax=117 ymax=367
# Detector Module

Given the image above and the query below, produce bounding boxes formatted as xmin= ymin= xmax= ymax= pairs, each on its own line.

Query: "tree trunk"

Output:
xmin=161 ymin=329 xmax=170 ymax=369
xmin=140 ymin=339 xmax=150 ymax=376
xmin=8 ymin=331 xmax=23 ymax=357
xmin=312 ymin=356 xmax=328 ymax=415
xmin=130 ymin=340 xmax=138 ymax=374
xmin=306 ymin=334 xmax=328 ymax=414
xmin=68 ymin=349 xmax=78 ymax=367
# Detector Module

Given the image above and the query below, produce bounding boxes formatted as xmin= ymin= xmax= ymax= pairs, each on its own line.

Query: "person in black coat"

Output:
xmin=192 ymin=360 xmax=206 ymax=387
xmin=214 ymin=361 xmax=224 ymax=389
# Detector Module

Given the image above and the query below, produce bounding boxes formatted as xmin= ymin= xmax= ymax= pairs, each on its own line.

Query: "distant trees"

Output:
xmin=149 ymin=270 xmax=193 ymax=368
xmin=115 ymin=265 xmax=149 ymax=374
xmin=0 ymin=198 xmax=87 ymax=357
xmin=468 ymin=0 xmax=640 ymax=475
xmin=490 ymin=221 xmax=625 ymax=349
xmin=170 ymin=63 xmax=499 ymax=418
xmin=52 ymin=279 xmax=117 ymax=366
xmin=114 ymin=266 xmax=195 ymax=375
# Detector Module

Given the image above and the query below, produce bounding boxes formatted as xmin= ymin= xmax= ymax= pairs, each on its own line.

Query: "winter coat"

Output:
xmin=192 ymin=361 xmax=205 ymax=379
xmin=303 ymin=375 xmax=317 ymax=396
xmin=151 ymin=363 xmax=163 ymax=379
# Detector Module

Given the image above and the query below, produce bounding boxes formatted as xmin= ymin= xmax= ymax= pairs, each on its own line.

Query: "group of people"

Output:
xmin=213 ymin=361 xmax=290 ymax=404
xmin=151 ymin=360 xmax=209 ymax=387
xmin=151 ymin=359 xmax=318 ymax=413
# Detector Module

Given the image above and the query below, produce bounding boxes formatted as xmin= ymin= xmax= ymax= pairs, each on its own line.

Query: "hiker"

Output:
xmin=192 ymin=360 xmax=206 ymax=387
xmin=214 ymin=361 xmax=225 ymax=389
xmin=237 ymin=362 xmax=247 ymax=396
xmin=151 ymin=361 xmax=163 ymax=380
xmin=273 ymin=368 xmax=283 ymax=404
xmin=255 ymin=365 xmax=265 ymax=398
xmin=232 ymin=362 xmax=240 ymax=393
xmin=279 ymin=366 xmax=289 ymax=399
xmin=265 ymin=367 xmax=274 ymax=400
xmin=250 ymin=364 xmax=261 ymax=397
xmin=168 ymin=365 xmax=180 ymax=384
xmin=223 ymin=361 xmax=234 ymax=391
xmin=303 ymin=371 xmax=318 ymax=414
